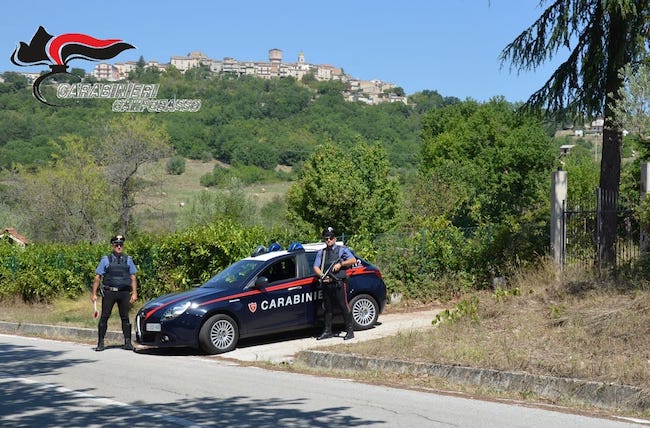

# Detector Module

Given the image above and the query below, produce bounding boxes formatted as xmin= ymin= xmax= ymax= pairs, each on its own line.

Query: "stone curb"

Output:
xmin=296 ymin=350 xmax=650 ymax=412
xmin=0 ymin=321 xmax=124 ymax=343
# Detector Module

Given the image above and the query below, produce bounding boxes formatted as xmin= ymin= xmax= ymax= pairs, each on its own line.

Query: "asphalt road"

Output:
xmin=2 ymin=333 xmax=646 ymax=428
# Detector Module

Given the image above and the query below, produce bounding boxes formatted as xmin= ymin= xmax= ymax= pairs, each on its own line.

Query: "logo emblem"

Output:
xmin=11 ymin=26 xmax=135 ymax=106
xmin=248 ymin=302 xmax=257 ymax=313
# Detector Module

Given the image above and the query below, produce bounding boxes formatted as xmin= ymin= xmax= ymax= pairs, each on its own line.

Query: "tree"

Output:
xmin=286 ymin=142 xmax=399 ymax=237
xmin=14 ymin=135 xmax=110 ymax=242
xmin=418 ymin=98 xmax=554 ymax=227
xmin=97 ymin=115 xmax=171 ymax=236
xmin=499 ymin=0 xmax=650 ymax=265
xmin=612 ymin=63 xmax=650 ymax=142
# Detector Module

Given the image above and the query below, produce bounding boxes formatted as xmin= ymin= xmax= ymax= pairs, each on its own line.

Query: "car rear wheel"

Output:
xmin=349 ymin=294 xmax=378 ymax=330
xmin=199 ymin=314 xmax=239 ymax=354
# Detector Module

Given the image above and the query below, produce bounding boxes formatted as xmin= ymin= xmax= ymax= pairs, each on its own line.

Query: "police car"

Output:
xmin=135 ymin=242 xmax=387 ymax=354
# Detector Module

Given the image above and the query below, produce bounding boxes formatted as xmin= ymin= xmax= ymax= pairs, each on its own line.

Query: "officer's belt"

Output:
xmin=103 ymin=286 xmax=130 ymax=292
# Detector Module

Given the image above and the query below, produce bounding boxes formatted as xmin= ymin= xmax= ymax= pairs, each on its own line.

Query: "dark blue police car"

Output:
xmin=135 ymin=242 xmax=387 ymax=354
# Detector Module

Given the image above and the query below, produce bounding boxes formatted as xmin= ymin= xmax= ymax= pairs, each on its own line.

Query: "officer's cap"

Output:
xmin=322 ymin=227 xmax=337 ymax=238
xmin=110 ymin=235 xmax=125 ymax=245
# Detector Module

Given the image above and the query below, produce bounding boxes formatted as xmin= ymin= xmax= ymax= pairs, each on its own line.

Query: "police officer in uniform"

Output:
xmin=91 ymin=235 xmax=138 ymax=351
xmin=313 ymin=227 xmax=357 ymax=341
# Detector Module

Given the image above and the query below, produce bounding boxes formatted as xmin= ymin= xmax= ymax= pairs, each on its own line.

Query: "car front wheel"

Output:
xmin=349 ymin=294 xmax=378 ymax=330
xmin=199 ymin=314 xmax=239 ymax=354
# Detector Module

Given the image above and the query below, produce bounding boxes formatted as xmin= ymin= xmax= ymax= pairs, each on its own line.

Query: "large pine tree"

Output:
xmin=500 ymin=0 xmax=650 ymax=265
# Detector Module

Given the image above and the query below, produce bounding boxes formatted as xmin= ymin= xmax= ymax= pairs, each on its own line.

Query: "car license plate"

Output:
xmin=146 ymin=323 xmax=161 ymax=332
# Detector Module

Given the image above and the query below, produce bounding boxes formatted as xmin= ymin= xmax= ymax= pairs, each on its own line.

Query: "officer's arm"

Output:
xmin=91 ymin=274 xmax=101 ymax=302
xmin=313 ymin=251 xmax=323 ymax=277
xmin=128 ymin=258 xmax=138 ymax=303
xmin=91 ymin=258 xmax=106 ymax=302
xmin=130 ymin=274 xmax=138 ymax=303
xmin=336 ymin=249 xmax=357 ymax=271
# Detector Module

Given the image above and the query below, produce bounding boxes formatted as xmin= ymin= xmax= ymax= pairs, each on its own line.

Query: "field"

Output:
xmin=134 ymin=158 xmax=291 ymax=233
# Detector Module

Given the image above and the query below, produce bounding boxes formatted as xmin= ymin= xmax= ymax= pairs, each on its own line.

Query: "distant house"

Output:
xmin=560 ymin=144 xmax=576 ymax=155
xmin=590 ymin=118 xmax=604 ymax=133
xmin=1 ymin=227 xmax=30 ymax=248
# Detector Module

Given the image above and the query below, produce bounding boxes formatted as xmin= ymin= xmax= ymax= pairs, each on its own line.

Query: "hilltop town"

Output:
xmin=5 ymin=49 xmax=408 ymax=106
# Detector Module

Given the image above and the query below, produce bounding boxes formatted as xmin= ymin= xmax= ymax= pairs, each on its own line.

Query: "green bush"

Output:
xmin=166 ymin=155 xmax=186 ymax=175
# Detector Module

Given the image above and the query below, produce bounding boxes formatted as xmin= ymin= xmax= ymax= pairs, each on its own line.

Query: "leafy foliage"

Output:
xmin=13 ymin=135 xmax=110 ymax=243
xmin=286 ymin=142 xmax=400 ymax=236
xmin=418 ymin=98 xmax=555 ymax=227
xmin=0 ymin=70 xmax=423 ymax=172
xmin=166 ymin=155 xmax=186 ymax=175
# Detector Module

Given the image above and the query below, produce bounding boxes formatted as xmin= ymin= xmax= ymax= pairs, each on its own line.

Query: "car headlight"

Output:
xmin=161 ymin=301 xmax=192 ymax=321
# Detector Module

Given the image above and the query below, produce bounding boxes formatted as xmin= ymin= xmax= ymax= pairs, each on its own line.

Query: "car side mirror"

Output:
xmin=255 ymin=276 xmax=269 ymax=288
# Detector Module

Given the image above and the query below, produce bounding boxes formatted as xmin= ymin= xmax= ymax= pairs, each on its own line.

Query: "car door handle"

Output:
xmin=229 ymin=299 xmax=240 ymax=302
xmin=288 ymin=286 xmax=302 ymax=291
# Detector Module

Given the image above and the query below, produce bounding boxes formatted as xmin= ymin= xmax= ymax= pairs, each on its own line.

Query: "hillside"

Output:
xmin=134 ymin=158 xmax=291 ymax=233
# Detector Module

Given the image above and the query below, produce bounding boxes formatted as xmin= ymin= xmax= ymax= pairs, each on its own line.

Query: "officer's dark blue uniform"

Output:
xmin=313 ymin=227 xmax=357 ymax=340
xmin=91 ymin=235 xmax=138 ymax=351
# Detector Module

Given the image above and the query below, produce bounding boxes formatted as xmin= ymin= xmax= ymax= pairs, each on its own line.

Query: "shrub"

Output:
xmin=166 ymin=155 xmax=186 ymax=175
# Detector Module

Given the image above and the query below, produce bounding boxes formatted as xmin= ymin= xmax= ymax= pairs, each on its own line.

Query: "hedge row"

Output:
xmin=0 ymin=221 xmax=546 ymax=304
xmin=0 ymin=221 xmax=294 ymax=303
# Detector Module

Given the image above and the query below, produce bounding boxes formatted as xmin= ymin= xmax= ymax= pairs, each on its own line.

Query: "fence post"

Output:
xmin=551 ymin=170 xmax=568 ymax=269
xmin=641 ymin=163 xmax=650 ymax=256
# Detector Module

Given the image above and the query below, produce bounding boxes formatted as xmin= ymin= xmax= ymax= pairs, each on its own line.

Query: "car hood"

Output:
xmin=138 ymin=284 xmax=240 ymax=320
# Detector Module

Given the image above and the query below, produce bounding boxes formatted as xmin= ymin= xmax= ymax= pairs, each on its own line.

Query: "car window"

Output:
xmin=201 ymin=259 xmax=262 ymax=288
xmin=259 ymin=256 xmax=297 ymax=283
xmin=305 ymin=252 xmax=317 ymax=269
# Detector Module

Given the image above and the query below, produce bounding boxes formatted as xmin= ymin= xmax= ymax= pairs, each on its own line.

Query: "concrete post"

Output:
xmin=551 ymin=170 xmax=568 ymax=268
xmin=641 ymin=163 xmax=650 ymax=256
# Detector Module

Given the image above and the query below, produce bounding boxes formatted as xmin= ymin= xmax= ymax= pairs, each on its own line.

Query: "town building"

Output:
xmin=10 ymin=48 xmax=407 ymax=105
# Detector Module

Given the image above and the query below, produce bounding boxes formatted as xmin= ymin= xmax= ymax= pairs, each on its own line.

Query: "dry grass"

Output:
xmin=0 ymin=296 xmax=123 ymax=329
xmin=322 ymin=261 xmax=650 ymax=389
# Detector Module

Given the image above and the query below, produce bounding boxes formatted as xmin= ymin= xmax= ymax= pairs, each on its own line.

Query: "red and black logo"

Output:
xmin=11 ymin=26 xmax=135 ymax=106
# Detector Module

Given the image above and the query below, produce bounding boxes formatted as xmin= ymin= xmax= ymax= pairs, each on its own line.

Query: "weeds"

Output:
xmin=334 ymin=259 xmax=650 ymax=390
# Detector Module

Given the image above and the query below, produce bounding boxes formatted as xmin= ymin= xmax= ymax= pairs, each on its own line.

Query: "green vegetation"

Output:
xmin=1 ymin=67 xmax=645 ymax=305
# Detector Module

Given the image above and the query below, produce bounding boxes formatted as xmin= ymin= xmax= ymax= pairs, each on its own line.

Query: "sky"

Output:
xmin=1 ymin=0 xmax=571 ymax=103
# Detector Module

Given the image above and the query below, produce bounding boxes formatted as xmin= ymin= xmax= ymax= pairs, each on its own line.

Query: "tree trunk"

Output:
xmin=598 ymin=8 xmax=627 ymax=268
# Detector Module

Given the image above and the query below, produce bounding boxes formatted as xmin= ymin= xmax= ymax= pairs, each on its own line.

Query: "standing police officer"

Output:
xmin=91 ymin=235 xmax=138 ymax=351
xmin=313 ymin=226 xmax=357 ymax=341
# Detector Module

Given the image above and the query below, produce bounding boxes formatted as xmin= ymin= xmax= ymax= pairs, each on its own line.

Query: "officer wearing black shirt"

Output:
xmin=313 ymin=227 xmax=357 ymax=341
xmin=91 ymin=235 xmax=138 ymax=351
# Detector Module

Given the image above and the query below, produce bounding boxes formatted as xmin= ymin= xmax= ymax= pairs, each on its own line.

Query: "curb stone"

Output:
xmin=0 ymin=321 xmax=123 ymax=343
xmin=296 ymin=350 xmax=650 ymax=412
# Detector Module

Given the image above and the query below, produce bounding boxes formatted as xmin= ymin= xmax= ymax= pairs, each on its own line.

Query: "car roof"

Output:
xmin=245 ymin=241 xmax=345 ymax=262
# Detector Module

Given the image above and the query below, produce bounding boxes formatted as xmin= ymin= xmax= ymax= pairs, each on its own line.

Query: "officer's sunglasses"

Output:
xmin=112 ymin=243 xmax=123 ymax=247
xmin=324 ymin=237 xmax=335 ymax=241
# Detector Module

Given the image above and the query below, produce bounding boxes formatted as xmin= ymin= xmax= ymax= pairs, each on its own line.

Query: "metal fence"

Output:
xmin=562 ymin=188 xmax=640 ymax=270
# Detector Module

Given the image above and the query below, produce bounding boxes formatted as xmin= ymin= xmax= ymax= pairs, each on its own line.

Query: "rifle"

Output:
xmin=319 ymin=256 xmax=343 ymax=286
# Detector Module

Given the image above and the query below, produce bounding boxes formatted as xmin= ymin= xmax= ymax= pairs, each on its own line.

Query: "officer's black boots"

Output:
xmin=122 ymin=321 xmax=134 ymax=351
xmin=344 ymin=327 xmax=355 ymax=341
xmin=317 ymin=330 xmax=333 ymax=340
xmin=96 ymin=322 xmax=107 ymax=351
xmin=318 ymin=313 xmax=333 ymax=340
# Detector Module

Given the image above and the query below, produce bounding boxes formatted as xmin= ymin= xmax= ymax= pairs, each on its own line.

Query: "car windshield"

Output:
xmin=200 ymin=259 xmax=263 ymax=289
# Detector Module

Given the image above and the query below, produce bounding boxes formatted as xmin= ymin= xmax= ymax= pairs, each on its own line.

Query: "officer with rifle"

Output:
xmin=313 ymin=227 xmax=357 ymax=341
